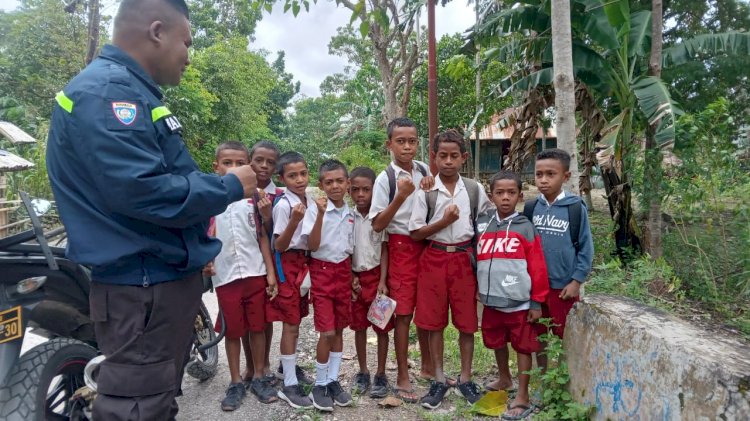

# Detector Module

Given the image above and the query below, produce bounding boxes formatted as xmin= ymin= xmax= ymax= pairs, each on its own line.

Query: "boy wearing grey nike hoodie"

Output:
xmin=530 ymin=148 xmax=594 ymax=339
xmin=476 ymin=170 xmax=549 ymax=420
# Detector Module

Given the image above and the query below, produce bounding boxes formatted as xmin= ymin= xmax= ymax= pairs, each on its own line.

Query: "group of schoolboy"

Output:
xmin=206 ymin=117 xmax=593 ymax=420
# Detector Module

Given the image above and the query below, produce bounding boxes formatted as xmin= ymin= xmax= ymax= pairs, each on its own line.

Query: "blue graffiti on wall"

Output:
xmin=593 ymin=352 xmax=647 ymax=418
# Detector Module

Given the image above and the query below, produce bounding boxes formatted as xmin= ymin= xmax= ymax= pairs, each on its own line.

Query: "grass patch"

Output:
xmin=443 ymin=324 xmax=495 ymax=378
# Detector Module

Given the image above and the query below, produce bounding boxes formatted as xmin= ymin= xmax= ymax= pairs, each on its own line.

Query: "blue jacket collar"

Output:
xmin=99 ymin=44 xmax=162 ymax=99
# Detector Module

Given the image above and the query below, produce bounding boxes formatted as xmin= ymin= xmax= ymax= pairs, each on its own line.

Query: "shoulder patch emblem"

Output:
xmin=112 ymin=102 xmax=137 ymax=125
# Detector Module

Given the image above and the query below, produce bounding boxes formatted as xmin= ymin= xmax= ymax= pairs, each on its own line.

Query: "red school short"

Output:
xmin=542 ymin=288 xmax=579 ymax=338
xmin=266 ymin=250 xmax=310 ymax=325
xmin=309 ymin=257 xmax=352 ymax=332
xmin=215 ymin=276 xmax=267 ymax=338
xmin=414 ymin=243 xmax=478 ymax=334
xmin=387 ymin=234 xmax=425 ymax=316
xmin=481 ymin=307 xmax=543 ymax=354
xmin=350 ymin=266 xmax=394 ymax=333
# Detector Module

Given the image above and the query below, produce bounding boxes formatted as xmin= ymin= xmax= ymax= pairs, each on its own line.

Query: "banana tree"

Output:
xmin=470 ymin=0 xmax=750 ymax=257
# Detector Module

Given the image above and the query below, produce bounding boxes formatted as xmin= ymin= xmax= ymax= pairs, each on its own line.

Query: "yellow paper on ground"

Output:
xmin=471 ymin=390 xmax=509 ymax=417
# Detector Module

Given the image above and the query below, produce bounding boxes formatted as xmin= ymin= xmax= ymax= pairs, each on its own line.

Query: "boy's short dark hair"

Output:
xmin=318 ymin=159 xmax=349 ymax=180
xmin=536 ymin=148 xmax=571 ymax=170
xmin=386 ymin=117 xmax=417 ymax=139
xmin=490 ymin=170 xmax=523 ymax=191
xmin=277 ymin=151 xmax=307 ymax=175
xmin=433 ymin=129 xmax=467 ymax=154
xmin=349 ymin=166 xmax=376 ymax=185
xmin=215 ymin=141 xmax=249 ymax=159
xmin=250 ymin=140 xmax=281 ymax=159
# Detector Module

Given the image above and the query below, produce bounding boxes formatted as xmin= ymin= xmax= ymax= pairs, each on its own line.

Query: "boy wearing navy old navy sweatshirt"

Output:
xmin=527 ymin=148 xmax=593 ymax=339
xmin=477 ymin=170 xmax=549 ymax=420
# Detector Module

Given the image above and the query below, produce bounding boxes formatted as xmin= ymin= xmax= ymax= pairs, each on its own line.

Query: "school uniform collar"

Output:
xmin=540 ymin=190 xmax=566 ymax=206
xmin=284 ymin=189 xmax=306 ymax=205
xmin=262 ymin=181 xmax=277 ymax=195
xmin=99 ymin=44 xmax=162 ymax=99
xmin=354 ymin=207 xmax=371 ymax=219
xmin=432 ymin=174 xmax=466 ymax=195
xmin=390 ymin=161 xmax=421 ymax=177
xmin=325 ymin=200 xmax=351 ymax=217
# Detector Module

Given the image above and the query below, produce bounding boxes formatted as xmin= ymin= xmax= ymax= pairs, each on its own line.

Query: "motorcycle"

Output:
xmin=0 ymin=192 xmax=223 ymax=420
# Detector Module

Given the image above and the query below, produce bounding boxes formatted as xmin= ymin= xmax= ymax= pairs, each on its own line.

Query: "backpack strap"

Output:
xmin=425 ymin=190 xmax=439 ymax=223
xmin=568 ymin=200 xmax=582 ymax=253
xmin=386 ymin=165 xmax=397 ymax=203
xmin=523 ymin=199 xmax=536 ymax=222
xmin=386 ymin=162 xmax=430 ymax=204
xmin=249 ymin=193 xmax=263 ymax=240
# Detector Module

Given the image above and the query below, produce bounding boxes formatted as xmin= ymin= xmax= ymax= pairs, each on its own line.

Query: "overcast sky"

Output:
xmin=0 ymin=0 xmax=475 ymax=97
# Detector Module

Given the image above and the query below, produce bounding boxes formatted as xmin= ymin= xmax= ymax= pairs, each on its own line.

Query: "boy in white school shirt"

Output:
xmin=409 ymin=130 xmax=494 ymax=410
xmin=369 ymin=117 xmax=434 ymax=402
xmin=303 ymin=159 xmax=355 ymax=412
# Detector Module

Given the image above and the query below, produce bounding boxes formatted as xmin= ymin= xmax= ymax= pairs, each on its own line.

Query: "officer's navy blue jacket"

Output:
xmin=47 ymin=45 xmax=243 ymax=286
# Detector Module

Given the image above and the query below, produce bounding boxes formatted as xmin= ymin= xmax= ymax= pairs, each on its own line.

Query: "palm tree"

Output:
xmin=470 ymin=0 xmax=750 ymax=257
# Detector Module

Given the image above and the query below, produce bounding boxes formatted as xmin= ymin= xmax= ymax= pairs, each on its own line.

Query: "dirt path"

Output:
xmin=177 ymin=293 xmax=490 ymax=420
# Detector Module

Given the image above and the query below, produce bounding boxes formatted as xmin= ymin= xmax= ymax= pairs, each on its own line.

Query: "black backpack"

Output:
xmin=523 ymin=198 xmax=582 ymax=252
xmin=385 ymin=162 xmax=429 ymax=203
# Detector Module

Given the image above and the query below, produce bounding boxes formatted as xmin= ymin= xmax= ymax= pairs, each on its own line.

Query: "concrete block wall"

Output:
xmin=564 ymin=294 xmax=750 ymax=420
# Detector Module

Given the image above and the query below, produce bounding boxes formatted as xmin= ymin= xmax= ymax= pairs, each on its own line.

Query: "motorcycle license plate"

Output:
xmin=0 ymin=306 xmax=23 ymax=344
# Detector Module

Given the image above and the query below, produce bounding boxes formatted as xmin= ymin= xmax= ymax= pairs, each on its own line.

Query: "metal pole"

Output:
xmin=473 ymin=1 xmax=481 ymax=180
xmin=427 ymin=0 xmax=438 ymax=175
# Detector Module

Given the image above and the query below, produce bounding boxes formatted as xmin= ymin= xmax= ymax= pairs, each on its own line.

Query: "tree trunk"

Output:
xmin=645 ymin=0 xmax=664 ymax=259
xmin=85 ymin=0 xmax=101 ymax=65
xmin=551 ymin=0 xmax=578 ymax=194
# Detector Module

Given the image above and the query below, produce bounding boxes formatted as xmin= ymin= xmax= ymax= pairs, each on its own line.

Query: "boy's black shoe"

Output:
xmin=351 ymin=372 xmax=371 ymax=395
xmin=310 ymin=384 xmax=334 ymax=411
xmin=277 ymin=362 xmax=314 ymax=385
xmin=420 ymin=381 xmax=450 ymax=410
xmin=221 ymin=382 xmax=246 ymax=411
xmin=328 ymin=380 xmax=353 ymax=406
xmin=250 ymin=377 xmax=278 ymax=404
xmin=456 ymin=379 xmax=484 ymax=404
xmin=369 ymin=374 xmax=390 ymax=399
xmin=277 ymin=384 xmax=313 ymax=409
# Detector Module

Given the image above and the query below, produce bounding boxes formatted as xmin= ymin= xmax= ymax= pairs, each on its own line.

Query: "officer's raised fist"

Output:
xmin=227 ymin=165 xmax=257 ymax=198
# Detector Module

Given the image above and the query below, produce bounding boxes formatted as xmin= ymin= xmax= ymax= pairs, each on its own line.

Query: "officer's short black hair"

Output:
xmin=250 ymin=140 xmax=281 ymax=160
xmin=350 ymin=167 xmax=376 ymax=185
xmin=277 ymin=151 xmax=307 ymax=175
xmin=433 ymin=129 xmax=467 ymax=154
xmin=387 ymin=117 xmax=417 ymax=140
xmin=536 ymin=148 xmax=571 ymax=171
xmin=318 ymin=159 xmax=348 ymax=181
xmin=490 ymin=170 xmax=522 ymax=191
xmin=116 ymin=0 xmax=189 ymax=26
xmin=215 ymin=141 xmax=249 ymax=159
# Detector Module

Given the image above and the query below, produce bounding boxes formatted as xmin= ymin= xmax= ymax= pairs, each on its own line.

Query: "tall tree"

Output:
xmin=550 ymin=0 xmax=578 ymax=194
xmin=265 ymin=51 xmax=301 ymax=138
xmin=188 ymin=0 xmax=264 ymax=48
xmin=643 ymin=0 xmax=664 ymax=258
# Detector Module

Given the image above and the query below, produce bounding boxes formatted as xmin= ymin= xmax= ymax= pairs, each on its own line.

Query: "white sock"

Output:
xmin=280 ymin=354 xmax=297 ymax=387
xmin=327 ymin=352 xmax=343 ymax=383
xmin=315 ymin=361 xmax=330 ymax=386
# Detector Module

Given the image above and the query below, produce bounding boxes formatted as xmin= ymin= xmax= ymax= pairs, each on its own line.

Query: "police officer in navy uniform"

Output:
xmin=46 ymin=0 xmax=257 ymax=419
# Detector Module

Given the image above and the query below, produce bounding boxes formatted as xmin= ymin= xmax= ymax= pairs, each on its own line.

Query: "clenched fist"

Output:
xmin=257 ymin=189 xmax=273 ymax=222
xmin=395 ymin=176 xmax=416 ymax=199
xmin=226 ymin=165 xmax=257 ymax=198
xmin=290 ymin=203 xmax=306 ymax=224
xmin=315 ymin=196 xmax=328 ymax=213
xmin=442 ymin=204 xmax=460 ymax=224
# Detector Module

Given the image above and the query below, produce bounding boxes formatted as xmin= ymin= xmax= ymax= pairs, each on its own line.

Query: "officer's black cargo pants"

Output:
xmin=89 ymin=272 xmax=203 ymax=420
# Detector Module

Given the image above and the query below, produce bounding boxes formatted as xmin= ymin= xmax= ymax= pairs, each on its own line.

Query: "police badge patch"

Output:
xmin=112 ymin=102 xmax=137 ymax=125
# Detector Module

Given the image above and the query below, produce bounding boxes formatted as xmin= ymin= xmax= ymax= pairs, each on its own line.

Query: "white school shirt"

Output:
xmin=409 ymin=175 xmax=494 ymax=244
xmin=212 ymin=198 xmax=267 ymax=288
xmin=272 ymin=190 xmax=315 ymax=251
xmin=352 ymin=208 xmax=387 ymax=273
xmin=368 ymin=161 xmax=428 ymax=235
xmin=301 ymin=199 xmax=354 ymax=263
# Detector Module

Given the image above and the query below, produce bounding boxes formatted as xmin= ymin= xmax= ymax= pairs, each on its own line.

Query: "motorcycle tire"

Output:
xmin=0 ymin=337 xmax=96 ymax=421
xmin=185 ymin=301 xmax=218 ymax=381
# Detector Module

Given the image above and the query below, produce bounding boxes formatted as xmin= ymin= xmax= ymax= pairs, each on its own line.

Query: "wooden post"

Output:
xmin=0 ymin=173 xmax=7 ymax=238
xmin=427 ymin=0 xmax=438 ymax=175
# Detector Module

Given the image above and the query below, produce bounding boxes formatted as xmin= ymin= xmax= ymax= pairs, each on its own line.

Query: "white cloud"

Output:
xmin=0 ymin=0 xmax=18 ymax=11
xmin=253 ymin=0 xmax=476 ymax=97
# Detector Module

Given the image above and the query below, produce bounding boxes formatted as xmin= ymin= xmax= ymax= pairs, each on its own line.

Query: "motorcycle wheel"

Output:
xmin=0 ymin=337 xmax=96 ymax=421
xmin=185 ymin=301 xmax=218 ymax=381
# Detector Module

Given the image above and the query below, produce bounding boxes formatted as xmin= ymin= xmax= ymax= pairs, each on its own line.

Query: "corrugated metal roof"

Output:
xmin=471 ymin=110 xmax=557 ymax=141
xmin=0 ymin=149 xmax=34 ymax=172
xmin=0 ymin=121 xmax=37 ymax=145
